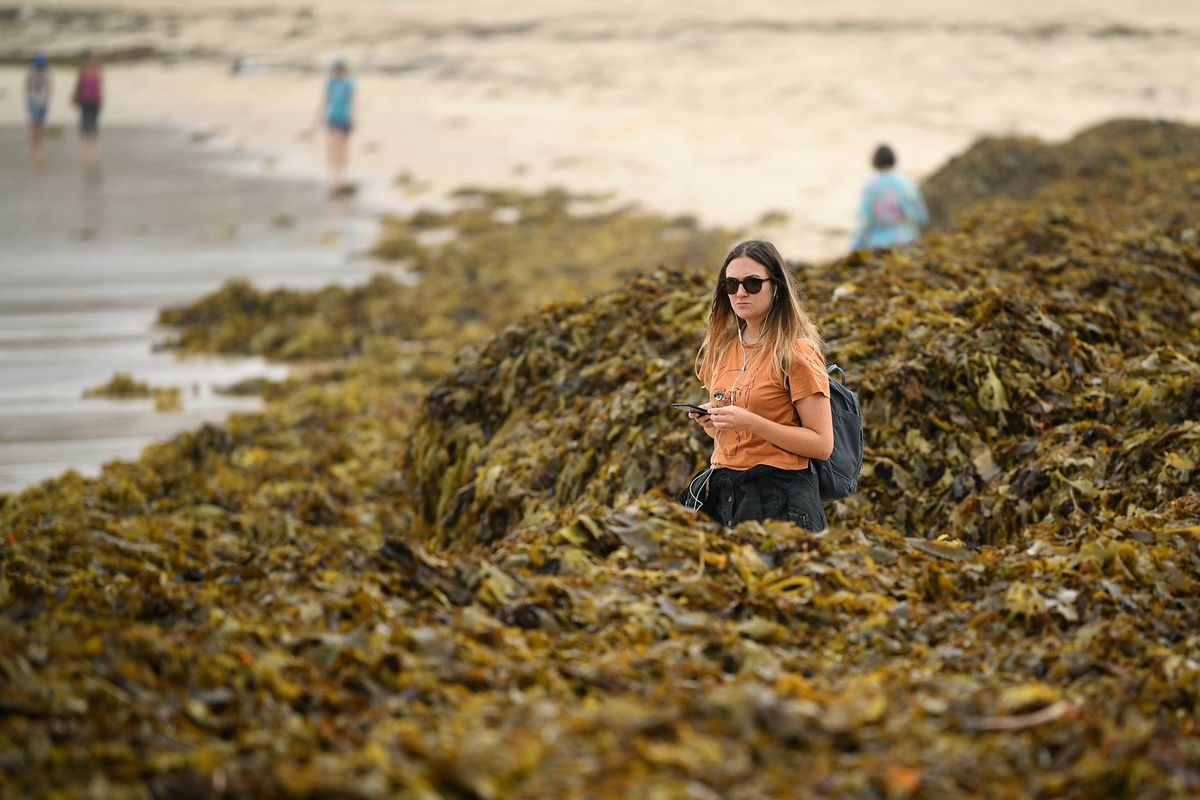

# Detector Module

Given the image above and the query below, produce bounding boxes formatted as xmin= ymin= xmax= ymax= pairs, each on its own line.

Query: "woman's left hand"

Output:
xmin=705 ymin=405 xmax=759 ymax=434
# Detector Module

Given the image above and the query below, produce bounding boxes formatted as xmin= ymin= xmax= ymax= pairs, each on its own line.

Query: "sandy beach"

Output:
xmin=2 ymin=0 xmax=1197 ymax=260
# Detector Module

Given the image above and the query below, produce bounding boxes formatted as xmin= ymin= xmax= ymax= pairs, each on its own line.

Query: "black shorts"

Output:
xmin=79 ymin=102 xmax=101 ymax=136
xmin=680 ymin=463 xmax=827 ymax=532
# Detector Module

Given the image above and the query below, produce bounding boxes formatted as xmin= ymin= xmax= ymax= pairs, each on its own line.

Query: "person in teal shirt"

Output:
xmin=26 ymin=53 xmax=52 ymax=170
xmin=851 ymin=144 xmax=928 ymax=251
xmin=319 ymin=59 xmax=355 ymax=193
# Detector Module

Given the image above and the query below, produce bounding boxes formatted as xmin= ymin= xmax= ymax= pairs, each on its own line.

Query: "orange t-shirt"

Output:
xmin=701 ymin=337 xmax=830 ymax=471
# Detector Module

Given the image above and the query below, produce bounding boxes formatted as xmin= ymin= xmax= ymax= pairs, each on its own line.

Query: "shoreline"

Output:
xmin=0 ymin=123 xmax=394 ymax=494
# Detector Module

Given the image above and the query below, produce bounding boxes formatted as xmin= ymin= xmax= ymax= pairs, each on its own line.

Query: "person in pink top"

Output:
xmin=72 ymin=51 xmax=103 ymax=170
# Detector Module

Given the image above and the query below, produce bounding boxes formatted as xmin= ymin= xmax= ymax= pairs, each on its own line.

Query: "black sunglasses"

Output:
xmin=720 ymin=276 xmax=772 ymax=295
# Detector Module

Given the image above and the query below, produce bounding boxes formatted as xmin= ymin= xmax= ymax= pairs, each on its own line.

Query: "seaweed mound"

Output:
xmin=413 ymin=140 xmax=1199 ymax=551
xmin=407 ymin=273 xmax=711 ymax=548
xmin=1 ymin=124 xmax=1198 ymax=798
xmin=922 ymin=118 xmax=1200 ymax=229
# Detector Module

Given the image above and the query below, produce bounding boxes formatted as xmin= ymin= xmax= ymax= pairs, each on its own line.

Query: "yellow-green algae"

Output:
xmin=1 ymin=121 xmax=1198 ymax=798
xmin=83 ymin=372 xmax=184 ymax=413
xmin=921 ymin=118 xmax=1200 ymax=230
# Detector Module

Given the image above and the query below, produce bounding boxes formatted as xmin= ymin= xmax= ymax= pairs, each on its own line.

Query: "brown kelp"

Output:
xmin=2 ymin=124 xmax=1199 ymax=798
xmin=84 ymin=372 xmax=183 ymax=412
xmin=922 ymin=118 xmax=1200 ymax=230
xmin=83 ymin=372 xmax=155 ymax=399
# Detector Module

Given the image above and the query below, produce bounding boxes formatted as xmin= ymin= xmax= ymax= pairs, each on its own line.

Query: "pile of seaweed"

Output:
xmin=2 ymin=124 xmax=1199 ymax=798
xmin=84 ymin=372 xmax=183 ymax=412
xmin=922 ymin=118 xmax=1200 ymax=229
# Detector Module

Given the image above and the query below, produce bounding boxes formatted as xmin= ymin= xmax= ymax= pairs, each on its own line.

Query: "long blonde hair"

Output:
xmin=695 ymin=240 xmax=823 ymax=384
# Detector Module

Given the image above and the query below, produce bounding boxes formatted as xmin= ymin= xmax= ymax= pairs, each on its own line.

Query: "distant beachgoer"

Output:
xmin=850 ymin=144 xmax=928 ymax=251
xmin=26 ymin=53 xmax=52 ymax=169
xmin=72 ymin=51 xmax=103 ymax=170
xmin=679 ymin=240 xmax=833 ymax=532
xmin=319 ymin=59 xmax=355 ymax=192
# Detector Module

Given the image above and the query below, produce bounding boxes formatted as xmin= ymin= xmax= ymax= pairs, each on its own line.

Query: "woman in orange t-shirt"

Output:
xmin=680 ymin=240 xmax=833 ymax=531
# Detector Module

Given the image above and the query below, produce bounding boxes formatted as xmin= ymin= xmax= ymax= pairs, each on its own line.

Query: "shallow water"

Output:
xmin=0 ymin=126 xmax=392 ymax=493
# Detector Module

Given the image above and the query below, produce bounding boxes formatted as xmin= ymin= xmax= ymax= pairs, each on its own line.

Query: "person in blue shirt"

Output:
xmin=850 ymin=144 xmax=928 ymax=251
xmin=318 ymin=59 xmax=355 ymax=193
xmin=25 ymin=53 xmax=53 ymax=170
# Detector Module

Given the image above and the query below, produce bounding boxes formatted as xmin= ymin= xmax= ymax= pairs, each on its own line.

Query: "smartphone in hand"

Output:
xmin=671 ymin=402 xmax=709 ymax=416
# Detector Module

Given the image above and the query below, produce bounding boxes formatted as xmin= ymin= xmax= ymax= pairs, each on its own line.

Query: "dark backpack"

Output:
xmin=792 ymin=364 xmax=863 ymax=501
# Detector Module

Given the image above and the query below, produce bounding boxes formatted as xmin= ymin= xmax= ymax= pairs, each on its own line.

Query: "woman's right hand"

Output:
xmin=688 ymin=403 xmax=717 ymax=439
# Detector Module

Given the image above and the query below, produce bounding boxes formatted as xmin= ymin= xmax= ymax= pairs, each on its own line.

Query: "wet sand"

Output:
xmin=0 ymin=125 xmax=392 ymax=493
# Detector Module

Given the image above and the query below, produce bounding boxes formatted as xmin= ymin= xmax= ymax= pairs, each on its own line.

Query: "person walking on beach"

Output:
xmin=72 ymin=51 xmax=103 ymax=171
xmin=318 ymin=59 xmax=355 ymax=193
xmin=25 ymin=53 xmax=52 ymax=171
xmin=850 ymin=144 xmax=928 ymax=251
xmin=679 ymin=240 xmax=833 ymax=532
